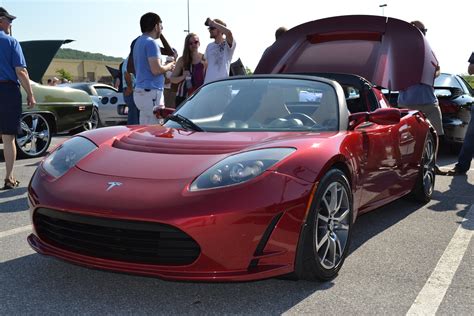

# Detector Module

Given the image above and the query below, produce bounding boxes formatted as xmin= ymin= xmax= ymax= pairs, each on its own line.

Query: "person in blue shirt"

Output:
xmin=132 ymin=12 xmax=175 ymax=125
xmin=398 ymin=20 xmax=446 ymax=175
xmin=0 ymin=7 xmax=35 ymax=190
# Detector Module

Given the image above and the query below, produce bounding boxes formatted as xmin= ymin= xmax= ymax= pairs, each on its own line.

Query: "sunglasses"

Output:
xmin=208 ymin=27 xmax=216 ymax=31
xmin=0 ymin=17 xmax=12 ymax=23
xmin=189 ymin=40 xmax=200 ymax=45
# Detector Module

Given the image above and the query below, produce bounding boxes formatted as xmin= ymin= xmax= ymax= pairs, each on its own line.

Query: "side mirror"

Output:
xmin=349 ymin=108 xmax=401 ymax=129
xmin=435 ymin=89 xmax=452 ymax=98
xmin=154 ymin=107 xmax=175 ymax=119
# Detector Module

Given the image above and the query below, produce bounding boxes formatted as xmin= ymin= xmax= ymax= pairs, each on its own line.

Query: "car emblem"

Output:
xmin=106 ymin=181 xmax=122 ymax=191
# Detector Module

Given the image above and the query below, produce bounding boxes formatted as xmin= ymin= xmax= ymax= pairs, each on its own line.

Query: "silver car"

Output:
xmin=60 ymin=82 xmax=128 ymax=129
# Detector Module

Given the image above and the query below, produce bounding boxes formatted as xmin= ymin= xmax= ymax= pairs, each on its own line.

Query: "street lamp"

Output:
xmin=379 ymin=4 xmax=387 ymax=16
xmin=184 ymin=0 xmax=190 ymax=33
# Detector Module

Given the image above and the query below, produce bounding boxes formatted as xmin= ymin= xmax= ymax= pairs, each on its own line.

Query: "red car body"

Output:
xmin=28 ymin=15 xmax=437 ymax=282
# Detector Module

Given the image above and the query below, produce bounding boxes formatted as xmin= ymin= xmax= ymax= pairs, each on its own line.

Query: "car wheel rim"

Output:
xmin=16 ymin=114 xmax=50 ymax=156
xmin=314 ymin=182 xmax=350 ymax=270
xmin=84 ymin=110 xmax=99 ymax=130
xmin=422 ymin=137 xmax=435 ymax=196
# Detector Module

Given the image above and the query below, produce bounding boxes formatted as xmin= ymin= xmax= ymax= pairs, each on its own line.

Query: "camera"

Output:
xmin=204 ymin=17 xmax=211 ymax=26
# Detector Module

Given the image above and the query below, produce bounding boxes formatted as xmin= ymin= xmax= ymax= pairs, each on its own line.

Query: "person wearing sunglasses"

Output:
xmin=0 ymin=7 xmax=36 ymax=190
xmin=203 ymin=18 xmax=236 ymax=84
xmin=171 ymin=33 xmax=207 ymax=107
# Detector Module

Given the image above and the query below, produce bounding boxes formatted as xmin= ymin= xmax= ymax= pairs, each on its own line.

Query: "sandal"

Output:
xmin=2 ymin=178 xmax=20 ymax=190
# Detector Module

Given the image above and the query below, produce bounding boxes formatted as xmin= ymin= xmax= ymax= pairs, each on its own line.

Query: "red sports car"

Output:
xmin=28 ymin=15 xmax=438 ymax=282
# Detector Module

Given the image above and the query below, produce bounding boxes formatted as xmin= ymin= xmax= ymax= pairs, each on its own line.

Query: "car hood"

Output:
xmin=77 ymin=125 xmax=335 ymax=180
xmin=20 ymin=40 xmax=74 ymax=83
xmin=255 ymin=15 xmax=438 ymax=91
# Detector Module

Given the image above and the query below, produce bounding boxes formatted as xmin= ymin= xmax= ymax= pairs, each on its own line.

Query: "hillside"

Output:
xmin=56 ymin=48 xmax=123 ymax=62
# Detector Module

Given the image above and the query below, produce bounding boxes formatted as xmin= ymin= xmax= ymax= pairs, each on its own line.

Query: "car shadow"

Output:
xmin=348 ymin=198 xmax=421 ymax=255
xmin=1 ymin=254 xmax=332 ymax=314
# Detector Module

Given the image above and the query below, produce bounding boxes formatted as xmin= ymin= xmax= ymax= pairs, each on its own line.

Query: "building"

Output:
xmin=42 ymin=58 xmax=122 ymax=84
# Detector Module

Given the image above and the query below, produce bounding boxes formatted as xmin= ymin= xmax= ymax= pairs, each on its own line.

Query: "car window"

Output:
xmin=455 ymin=76 xmax=474 ymax=95
xmin=95 ymin=86 xmax=117 ymax=97
xmin=167 ymin=78 xmax=339 ymax=132
xmin=434 ymin=74 xmax=462 ymax=89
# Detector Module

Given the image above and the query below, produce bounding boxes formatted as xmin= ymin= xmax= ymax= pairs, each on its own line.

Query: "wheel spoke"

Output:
xmin=317 ymin=213 xmax=329 ymax=223
xmin=31 ymin=116 xmax=38 ymax=132
xmin=30 ymin=136 xmax=37 ymax=153
xmin=328 ymin=235 xmax=337 ymax=269
xmin=316 ymin=231 xmax=329 ymax=251
xmin=333 ymin=209 xmax=349 ymax=223
xmin=320 ymin=239 xmax=330 ymax=265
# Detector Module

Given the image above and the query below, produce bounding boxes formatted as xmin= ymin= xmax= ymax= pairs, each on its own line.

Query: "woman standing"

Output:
xmin=171 ymin=33 xmax=206 ymax=107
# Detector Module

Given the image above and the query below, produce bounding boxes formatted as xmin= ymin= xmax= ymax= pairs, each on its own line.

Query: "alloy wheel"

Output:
xmin=314 ymin=182 xmax=350 ymax=270
xmin=16 ymin=113 xmax=51 ymax=158
xmin=422 ymin=137 xmax=435 ymax=196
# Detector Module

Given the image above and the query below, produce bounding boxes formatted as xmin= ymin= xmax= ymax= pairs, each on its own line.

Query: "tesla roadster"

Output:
xmin=28 ymin=15 xmax=438 ymax=282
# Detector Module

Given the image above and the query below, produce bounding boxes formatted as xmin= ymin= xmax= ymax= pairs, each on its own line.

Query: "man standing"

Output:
xmin=0 ymin=7 xmax=35 ymax=190
xmin=133 ymin=12 xmax=175 ymax=125
xmin=446 ymin=52 xmax=474 ymax=175
xmin=397 ymin=20 xmax=446 ymax=175
xmin=204 ymin=18 xmax=236 ymax=84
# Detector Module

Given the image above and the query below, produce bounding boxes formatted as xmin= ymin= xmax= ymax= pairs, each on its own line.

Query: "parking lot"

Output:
xmin=1 ymin=136 xmax=472 ymax=315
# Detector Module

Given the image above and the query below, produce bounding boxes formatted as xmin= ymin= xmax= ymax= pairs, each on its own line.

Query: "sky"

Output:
xmin=2 ymin=0 xmax=473 ymax=74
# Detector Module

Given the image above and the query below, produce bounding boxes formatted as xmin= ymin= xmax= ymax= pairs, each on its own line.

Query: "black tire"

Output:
xmin=294 ymin=169 xmax=353 ymax=281
xmin=16 ymin=113 xmax=52 ymax=159
xmin=83 ymin=107 xmax=101 ymax=131
xmin=410 ymin=133 xmax=436 ymax=203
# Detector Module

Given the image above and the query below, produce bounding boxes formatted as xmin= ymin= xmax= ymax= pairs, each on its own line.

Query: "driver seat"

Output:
xmin=248 ymin=87 xmax=290 ymax=124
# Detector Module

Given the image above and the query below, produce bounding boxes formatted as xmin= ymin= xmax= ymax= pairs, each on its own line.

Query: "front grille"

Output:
xmin=34 ymin=208 xmax=200 ymax=265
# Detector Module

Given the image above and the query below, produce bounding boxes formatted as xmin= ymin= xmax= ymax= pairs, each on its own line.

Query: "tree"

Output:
xmin=245 ymin=67 xmax=253 ymax=75
xmin=56 ymin=68 xmax=73 ymax=82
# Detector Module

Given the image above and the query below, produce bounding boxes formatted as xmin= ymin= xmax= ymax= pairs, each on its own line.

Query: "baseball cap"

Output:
xmin=0 ymin=7 xmax=16 ymax=20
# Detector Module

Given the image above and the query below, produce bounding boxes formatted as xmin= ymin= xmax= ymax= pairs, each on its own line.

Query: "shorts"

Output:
xmin=0 ymin=83 xmax=22 ymax=135
xmin=399 ymin=102 xmax=444 ymax=136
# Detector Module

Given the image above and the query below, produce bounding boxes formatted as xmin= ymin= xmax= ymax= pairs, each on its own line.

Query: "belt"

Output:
xmin=0 ymin=80 xmax=16 ymax=84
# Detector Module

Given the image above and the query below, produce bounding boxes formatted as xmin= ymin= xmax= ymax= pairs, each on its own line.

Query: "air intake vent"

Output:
xmin=34 ymin=208 xmax=200 ymax=265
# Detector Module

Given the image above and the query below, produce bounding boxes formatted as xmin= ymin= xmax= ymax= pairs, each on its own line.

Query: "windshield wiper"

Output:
xmin=166 ymin=114 xmax=204 ymax=132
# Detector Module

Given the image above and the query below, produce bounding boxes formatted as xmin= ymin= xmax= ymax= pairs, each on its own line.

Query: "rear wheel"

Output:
xmin=295 ymin=169 xmax=353 ymax=281
xmin=16 ymin=113 xmax=51 ymax=159
xmin=411 ymin=133 xmax=435 ymax=203
xmin=83 ymin=107 xmax=101 ymax=131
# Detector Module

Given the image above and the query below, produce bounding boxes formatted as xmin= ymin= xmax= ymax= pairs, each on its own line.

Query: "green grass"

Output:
xmin=462 ymin=75 xmax=474 ymax=88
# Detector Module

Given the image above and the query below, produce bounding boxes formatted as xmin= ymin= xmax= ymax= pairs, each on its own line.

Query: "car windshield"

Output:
xmin=165 ymin=78 xmax=339 ymax=132
xmin=435 ymin=74 xmax=463 ymax=89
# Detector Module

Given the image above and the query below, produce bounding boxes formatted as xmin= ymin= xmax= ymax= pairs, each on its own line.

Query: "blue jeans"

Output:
xmin=124 ymin=93 xmax=139 ymax=125
xmin=456 ymin=106 xmax=474 ymax=172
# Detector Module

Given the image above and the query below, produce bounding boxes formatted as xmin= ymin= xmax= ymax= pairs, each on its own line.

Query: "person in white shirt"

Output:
xmin=203 ymin=18 xmax=236 ymax=84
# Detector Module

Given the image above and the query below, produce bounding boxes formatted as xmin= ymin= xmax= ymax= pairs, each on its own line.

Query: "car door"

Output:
xmin=354 ymin=88 xmax=409 ymax=209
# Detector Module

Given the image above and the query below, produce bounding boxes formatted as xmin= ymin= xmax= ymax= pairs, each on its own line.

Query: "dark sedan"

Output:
xmin=435 ymin=73 xmax=474 ymax=148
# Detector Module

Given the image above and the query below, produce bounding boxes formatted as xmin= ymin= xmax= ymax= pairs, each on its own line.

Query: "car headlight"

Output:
xmin=42 ymin=136 xmax=97 ymax=178
xmin=190 ymin=148 xmax=296 ymax=191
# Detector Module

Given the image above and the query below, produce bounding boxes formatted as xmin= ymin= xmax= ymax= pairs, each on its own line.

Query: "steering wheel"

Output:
xmin=284 ymin=113 xmax=317 ymax=126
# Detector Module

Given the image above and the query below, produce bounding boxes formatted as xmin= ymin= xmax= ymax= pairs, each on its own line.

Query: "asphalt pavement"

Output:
xmin=0 ymin=135 xmax=472 ymax=315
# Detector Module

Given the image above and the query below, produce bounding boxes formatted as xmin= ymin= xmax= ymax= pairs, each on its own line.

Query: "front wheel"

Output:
xmin=16 ymin=113 xmax=52 ymax=159
xmin=295 ymin=169 xmax=353 ymax=281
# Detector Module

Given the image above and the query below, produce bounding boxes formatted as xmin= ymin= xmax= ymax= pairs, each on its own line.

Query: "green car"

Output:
xmin=18 ymin=82 xmax=93 ymax=158
xmin=14 ymin=40 xmax=93 ymax=158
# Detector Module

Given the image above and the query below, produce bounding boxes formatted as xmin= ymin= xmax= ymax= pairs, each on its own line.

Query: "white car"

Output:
xmin=59 ymin=82 xmax=128 ymax=129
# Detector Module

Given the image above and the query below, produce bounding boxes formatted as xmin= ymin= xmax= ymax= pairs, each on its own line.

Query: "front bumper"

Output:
xmin=28 ymin=167 xmax=313 ymax=281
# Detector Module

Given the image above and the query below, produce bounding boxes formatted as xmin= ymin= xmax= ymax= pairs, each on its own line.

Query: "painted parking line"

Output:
xmin=0 ymin=225 xmax=32 ymax=239
xmin=406 ymin=205 xmax=473 ymax=316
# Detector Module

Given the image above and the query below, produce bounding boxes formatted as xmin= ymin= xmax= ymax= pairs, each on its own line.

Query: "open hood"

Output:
xmin=255 ymin=15 xmax=438 ymax=91
xmin=20 ymin=39 xmax=73 ymax=82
